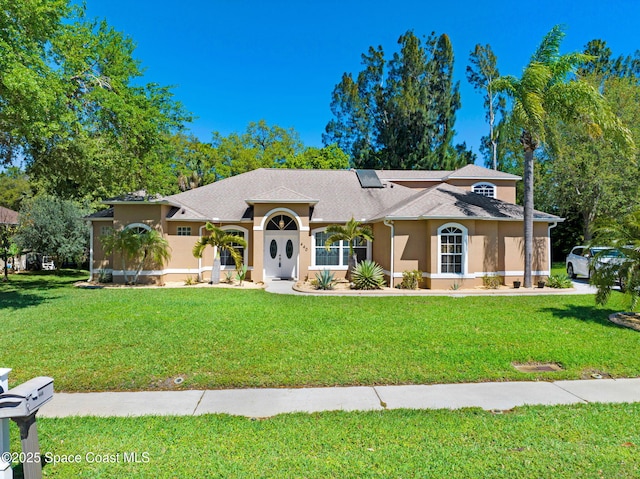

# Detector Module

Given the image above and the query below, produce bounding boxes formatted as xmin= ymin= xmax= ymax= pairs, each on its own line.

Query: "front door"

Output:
xmin=264 ymin=232 xmax=298 ymax=279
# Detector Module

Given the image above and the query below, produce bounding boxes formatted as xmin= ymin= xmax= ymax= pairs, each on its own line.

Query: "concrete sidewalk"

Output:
xmin=39 ymin=378 xmax=640 ymax=418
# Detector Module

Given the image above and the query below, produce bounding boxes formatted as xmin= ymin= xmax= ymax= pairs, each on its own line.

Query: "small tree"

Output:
xmin=15 ymin=195 xmax=89 ymax=270
xmin=590 ymin=209 xmax=640 ymax=311
xmin=101 ymin=227 xmax=171 ymax=285
xmin=324 ymin=217 xmax=374 ymax=281
xmin=192 ymin=222 xmax=247 ymax=284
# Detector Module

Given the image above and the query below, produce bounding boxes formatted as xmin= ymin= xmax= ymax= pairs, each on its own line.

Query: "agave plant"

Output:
xmin=314 ymin=269 xmax=335 ymax=290
xmin=352 ymin=260 xmax=385 ymax=290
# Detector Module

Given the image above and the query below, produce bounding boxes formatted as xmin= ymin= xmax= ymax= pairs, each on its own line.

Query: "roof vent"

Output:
xmin=356 ymin=169 xmax=384 ymax=188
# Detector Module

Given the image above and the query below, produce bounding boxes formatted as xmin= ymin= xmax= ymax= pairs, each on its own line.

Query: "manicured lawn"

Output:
xmin=1 ymin=271 xmax=638 ymax=391
xmin=9 ymin=404 xmax=640 ymax=478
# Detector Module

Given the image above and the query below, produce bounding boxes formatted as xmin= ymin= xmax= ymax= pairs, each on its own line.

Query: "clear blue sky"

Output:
xmin=82 ymin=0 xmax=640 ymax=161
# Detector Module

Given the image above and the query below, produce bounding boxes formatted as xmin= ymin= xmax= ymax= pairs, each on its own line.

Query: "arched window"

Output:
xmin=438 ymin=225 xmax=466 ymax=275
xmin=472 ymin=182 xmax=496 ymax=198
xmin=219 ymin=226 xmax=248 ymax=268
xmin=124 ymin=223 xmax=151 ymax=235
xmin=266 ymin=214 xmax=297 ymax=231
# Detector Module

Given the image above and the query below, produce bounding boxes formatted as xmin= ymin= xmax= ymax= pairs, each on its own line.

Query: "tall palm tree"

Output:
xmin=193 ymin=222 xmax=247 ymax=284
xmin=101 ymin=227 xmax=171 ymax=285
xmin=493 ymin=25 xmax=633 ymax=287
xmin=324 ymin=217 xmax=374 ymax=281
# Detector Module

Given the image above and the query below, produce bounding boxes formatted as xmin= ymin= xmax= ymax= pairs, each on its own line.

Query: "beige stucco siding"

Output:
xmin=445 ymin=179 xmax=517 ymax=204
xmin=390 ymin=221 xmax=429 ymax=287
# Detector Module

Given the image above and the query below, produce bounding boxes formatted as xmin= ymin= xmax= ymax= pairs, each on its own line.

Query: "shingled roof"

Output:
xmin=372 ymin=183 xmax=561 ymax=222
xmin=0 ymin=206 xmax=19 ymax=224
xmin=165 ymin=169 xmax=417 ymax=223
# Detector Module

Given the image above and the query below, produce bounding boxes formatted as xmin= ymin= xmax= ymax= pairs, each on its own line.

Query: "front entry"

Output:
xmin=264 ymin=213 xmax=299 ymax=280
xmin=264 ymin=232 xmax=298 ymax=279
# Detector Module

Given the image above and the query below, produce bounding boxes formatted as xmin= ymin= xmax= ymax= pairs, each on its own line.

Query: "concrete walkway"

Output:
xmin=39 ymin=378 xmax=640 ymax=418
xmin=265 ymin=278 xmax=598 ymax=296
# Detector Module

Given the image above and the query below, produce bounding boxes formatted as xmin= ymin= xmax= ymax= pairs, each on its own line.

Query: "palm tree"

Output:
xmin=493 ymin=25 xmax=633 ymax=288
xmin=101 ymin=227 xmax=171 ymax=285
xmin=591 ymin=208 xmax=640 ymax=311
xmin=324 ymin=217 xmax=374 ymax=281
xmin=193 ymin=222 xmax=247 ymax=284
xmin=132 ymin=229 xmax=171 ymax=285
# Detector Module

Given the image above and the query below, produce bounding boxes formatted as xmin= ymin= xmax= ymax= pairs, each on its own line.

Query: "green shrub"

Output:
xmin=398 ymin=270 xmax=422 ymax=289
xmin=482 ymin=275 xmax=501 ymax=289
xmin=97 ymin=269 xmax=112 ymax=283
xmin=236 ymin=265 xmax=248 ymax=286
xmin=547 ymin=273 xmax=573 ymax=289
xmin=224 ymin=271 xmax=235 ymax=283
xmin=352 ymin=260 xmax=385 ymax=290
xmin=313 ymin=269 xmax=336 ymax=290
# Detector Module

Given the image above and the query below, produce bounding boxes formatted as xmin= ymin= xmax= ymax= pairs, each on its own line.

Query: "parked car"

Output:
xmin=566 ymin=246 xmax=624 ymax=279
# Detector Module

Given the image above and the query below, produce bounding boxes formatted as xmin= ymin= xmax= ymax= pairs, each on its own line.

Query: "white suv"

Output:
xmin=565 ymin=246 xmax=623 ymax=279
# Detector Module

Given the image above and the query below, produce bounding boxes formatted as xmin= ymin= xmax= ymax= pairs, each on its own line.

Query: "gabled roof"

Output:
xmin=372 ymin=183 xmax=561 ymax=222
xmin=165 ymin=169 xmax=417 ymax=223
xmin=444 ymin=164 xmax=521 ymax=180
xmin=375 ymin=165 xmax=521 ymax=182
xmin=0 ymin=206 xmax=19 ymax=224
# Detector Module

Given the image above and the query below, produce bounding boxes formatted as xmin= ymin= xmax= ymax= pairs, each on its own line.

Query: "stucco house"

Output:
xmin=88 ymin=164 xmax=562 ymax=288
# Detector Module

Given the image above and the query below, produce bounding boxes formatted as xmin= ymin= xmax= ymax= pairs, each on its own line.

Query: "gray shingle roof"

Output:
xmin=165 ymin=169 xmax=418 ymax=223
xmin=372 ymin=183 xmax=561 ymax=222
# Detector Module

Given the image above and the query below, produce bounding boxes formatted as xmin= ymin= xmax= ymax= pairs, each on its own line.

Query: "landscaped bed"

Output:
xmin=1 ymin=271 xmax=639 ymax=392
xmin=9 ymin=403 xmax=640 ymax=478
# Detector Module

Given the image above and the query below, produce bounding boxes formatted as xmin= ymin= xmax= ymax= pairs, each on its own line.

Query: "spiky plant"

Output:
xmin=314 ymin=269 xmax=336 ymax=290
xmin=351 ymin=260 xmax=385 ymax=290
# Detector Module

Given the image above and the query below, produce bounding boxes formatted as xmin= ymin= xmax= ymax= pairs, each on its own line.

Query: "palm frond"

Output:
xmin=531 ymin=25 xmax=565 ymax=63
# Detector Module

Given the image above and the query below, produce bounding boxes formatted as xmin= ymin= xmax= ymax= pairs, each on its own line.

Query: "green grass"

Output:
xmin=1 ymin=271 xmax=639 ymax=391
xmin=8 ymin=404 xmax=640 ymax=478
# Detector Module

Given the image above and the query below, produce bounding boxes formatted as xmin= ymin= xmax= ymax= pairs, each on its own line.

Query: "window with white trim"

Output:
xmin=220 ymin=229 xmax=246 ymax=267
xmin=472 ymin=183 xmax=496 ymax=198
xmin=439 ymin=226 xmax=464 ymax=274
xmin=313 ymin=230 xmax=369 ymax=267
xmin=100 ymin=225 xmax=113 ymax=237
xmin=177 ymin=226 xmax=192 ymax=236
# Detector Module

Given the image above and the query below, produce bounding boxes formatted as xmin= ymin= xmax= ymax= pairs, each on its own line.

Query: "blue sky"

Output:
xmin=82 ymin=0 xmax=640 ymax=160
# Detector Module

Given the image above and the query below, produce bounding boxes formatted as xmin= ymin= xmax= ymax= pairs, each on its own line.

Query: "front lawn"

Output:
xmin=1 ymin=271 xmax=638 ymax=391
xmin=11 ymin=404 xmax=640 ymax=478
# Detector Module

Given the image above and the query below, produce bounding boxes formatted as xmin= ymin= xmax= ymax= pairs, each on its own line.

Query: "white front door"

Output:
xmin=264 ymin=232 xmax=298 ymax=279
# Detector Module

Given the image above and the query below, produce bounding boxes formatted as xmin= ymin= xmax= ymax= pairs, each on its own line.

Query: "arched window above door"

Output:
xmin=266 ymin=214 xmax=297 ymax=231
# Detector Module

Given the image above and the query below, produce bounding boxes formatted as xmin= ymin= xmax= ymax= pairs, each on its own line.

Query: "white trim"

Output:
xmin=421 ymin=270 xmax=549 ymax=279
xmin=112 ymin=267 xmax=254 ymax=277
xmin=437 ymin=223 xmax=468 ymax=276
xmin=309 ymin=266 xmax=349 ymax=271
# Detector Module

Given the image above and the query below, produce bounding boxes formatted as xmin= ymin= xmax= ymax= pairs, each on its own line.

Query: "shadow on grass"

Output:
xmin=541 ymin=304 xmax=622 ymax=328
xmin=0 ymin=289 xmax=57 ymax=310
xmin=0 ymin=271 xmax=82 ymax=310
